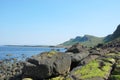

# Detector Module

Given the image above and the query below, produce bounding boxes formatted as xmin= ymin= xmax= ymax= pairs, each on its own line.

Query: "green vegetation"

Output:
xmin=101 ymin=58 xmax=116 ymax=64
xmin=60 ymin=25 xmax=120 ymax=47
xmin=61 ymin=35 xmax=104 ymax=47
xmin=50 ymin=76 xmax=64 ymax=80
xmin=71 ymin=58 xmax=114 ymax=80
xmin=22 ymin=78 xmax=33 ymax=80
xmin=47 ymin=50 xmax=57 ymax=57
xmin=65 ymin=77 xmax=72 ymax=80
xmin=110 ymin=57 xmax=120 ymax=80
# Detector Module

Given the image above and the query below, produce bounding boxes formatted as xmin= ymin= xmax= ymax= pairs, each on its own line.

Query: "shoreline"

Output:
xmin=3 ymin=45 xmax=65 ymax=48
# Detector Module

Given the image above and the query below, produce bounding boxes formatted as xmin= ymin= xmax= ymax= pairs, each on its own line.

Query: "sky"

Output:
xmin=0 ymin=0 xmax=120 ymax=45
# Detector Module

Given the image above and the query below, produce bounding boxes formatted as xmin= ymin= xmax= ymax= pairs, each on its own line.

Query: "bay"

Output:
xmin=0 ymin=46 xmax=66 ymax=60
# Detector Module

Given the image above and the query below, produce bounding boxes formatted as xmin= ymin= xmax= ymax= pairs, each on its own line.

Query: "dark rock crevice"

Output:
xmin=70 ymin=61 xmax=80 ymax=71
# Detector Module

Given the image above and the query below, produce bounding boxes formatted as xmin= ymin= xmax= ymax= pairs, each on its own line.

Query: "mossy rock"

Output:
xmin=47 ymin=51 xmax=57 ymax=57
xmin=112 ymin=64 xmax=120 ymax=75
xmin=65 ymin=77 xmax=72 ymax=80
xmin=112 ymin=70 xmax=120 ymax=75
xmin=69 ymin=59 xmax=113 ymax=80
xmin=50 ymin=76 xmax=64 ymax=80
xmin=106 ymin=53 xmax=120 ymax=58
xmin=50 ymin=76 xmax=73 ymax=80
xmin=65 ymin=75 xmax=73 ymax=80
xmin=110 ymin=75 xmax=120 ymax=80
xmin=22 ymin=78 xmax=33 ymax=80
xmin=101 ymin=58 xmax=116 ymax=64
xmin=117 ymin=60 xmax=120 ymax=64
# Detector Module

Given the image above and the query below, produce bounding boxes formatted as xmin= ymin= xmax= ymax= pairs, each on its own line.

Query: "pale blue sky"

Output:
xmin=0 ymin=0 xmax=120 ymax=45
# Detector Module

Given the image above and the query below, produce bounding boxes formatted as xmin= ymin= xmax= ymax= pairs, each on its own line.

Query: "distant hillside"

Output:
xmin=60 ymin=24 xmax=120 ymax=47
xmin=104 ymin=24 xmax=120 ymax=42
xmin=60 ymin=35 xmax=104 ymax=47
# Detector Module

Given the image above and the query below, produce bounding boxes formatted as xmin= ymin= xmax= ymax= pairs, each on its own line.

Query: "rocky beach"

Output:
xmin=0 ymin=42 xmax=120 ymax=80
xmin=1 ymin=0 xmax=120 ymax=80
xmin=1 ymin=25 xmax=120 ymax=80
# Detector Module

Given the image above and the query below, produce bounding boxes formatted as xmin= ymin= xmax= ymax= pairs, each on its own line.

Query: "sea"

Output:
xmin=0 ymin=46 xmax=66 ymax=60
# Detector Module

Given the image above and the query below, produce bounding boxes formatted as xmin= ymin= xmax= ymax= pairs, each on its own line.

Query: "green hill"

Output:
xmin=60 ymin=24 xmax=120 ymax=47
xmin=60 ymin=35 xmax=104 ymax=47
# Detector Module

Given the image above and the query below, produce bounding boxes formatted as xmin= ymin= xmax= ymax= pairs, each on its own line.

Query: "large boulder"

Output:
xmin=78 ymin=54 xmax=100 ymax=66
xmin=66 ymin=52 xmax=89 ymax=70
xmin=22 ymin=51 xmax=71 ymax=79
xmin=66 ymin=52 xmax=89 ymax=62
xmin=67 ymin=56 xmax=115 ymax=80
xmin=66 ymin=43 xmax=88 ymax=53
xmin=66 ymin=43 xmax=89 ymax=70
xmin=66 ymin=43 xmax=89 ymax=63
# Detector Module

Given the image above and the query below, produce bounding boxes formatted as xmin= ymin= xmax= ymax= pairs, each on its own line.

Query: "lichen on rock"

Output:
xmin=47 ymin=50 xmax=57 ymax=57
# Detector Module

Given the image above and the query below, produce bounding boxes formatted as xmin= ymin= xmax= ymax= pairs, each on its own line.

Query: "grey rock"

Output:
xmin=66 ymin=43 xmax=88 ymax=53
xmin=22 ymin=51 xmax=71 ymax=79
xmin=66 ymin=52 xmax=89 ymax=62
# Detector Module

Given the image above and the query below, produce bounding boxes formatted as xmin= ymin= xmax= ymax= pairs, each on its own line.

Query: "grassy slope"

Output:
xmin=61 ymin=35 xmax=104 ymax=47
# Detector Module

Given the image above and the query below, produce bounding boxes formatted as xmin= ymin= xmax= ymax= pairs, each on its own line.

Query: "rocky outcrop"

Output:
xmin=49 ymin=52 xmax=120 ymax=80
xmin=22 ymin=51 xmax=71 ymax=80
xmin=66 ymin=43 xmax=90 ymax=70
xmin=66 ymin=43 xmax=88 ymax=53
xmin=66 ymin=54 xmax=116 ymax=80
xmin=66 ymin=52 xmax=89 ymax=63
xmin=2 ymin=40 xmax=120 ymax=80
xmin=48 ymin=45 xmax=120 ymax=80
xmin=66 ymin=52 xmax=89 ymax=70
xmin=108 ymin=53 xmax=120 ymax=80
xmin=103 ymin=38 xmax=120 ymax=49
xmin=78 ymin=48 xmax=109 ymax=66
xmin=1 ymin=51 xmax=120 ymax=80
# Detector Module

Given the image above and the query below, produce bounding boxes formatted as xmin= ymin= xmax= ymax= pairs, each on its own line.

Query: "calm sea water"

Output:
xmin=0 ymin=46 xmax=66 ymax=60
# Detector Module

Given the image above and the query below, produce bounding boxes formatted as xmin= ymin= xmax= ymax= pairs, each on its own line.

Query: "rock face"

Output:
xmin=66 ymin=43 xmax=89 ymax=70
xmin=66 ymin=43 xmax=89 ymax=63
xmin=67 ymin=52 xmax=89 ymax=63
xmin=22 ymin=51 xmax=71 ymax=79
xmin=109 ymin=53 xmax=120 ymax=80
xmin=66 ymin=43 xmax=88 ymax=53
